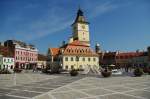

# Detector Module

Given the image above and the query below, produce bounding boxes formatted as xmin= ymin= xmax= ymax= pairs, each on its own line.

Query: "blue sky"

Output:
xmin=0 ymin=0 xmax=150 ymax=54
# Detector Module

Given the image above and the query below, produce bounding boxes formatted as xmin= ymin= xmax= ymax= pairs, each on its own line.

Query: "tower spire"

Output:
xmin=77 ymin=8 xmax=83 ymax=16
xmin=77 ymin=5 xmax=83 ymax=16
xmin=72 ymin=7 xmax=89 ymax=25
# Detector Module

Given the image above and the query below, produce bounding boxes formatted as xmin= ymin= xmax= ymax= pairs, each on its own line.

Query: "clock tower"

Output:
xmin=72 ymin=8 xmax=90 ymax=46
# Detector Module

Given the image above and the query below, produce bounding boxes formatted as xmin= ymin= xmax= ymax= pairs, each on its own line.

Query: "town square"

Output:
xmin=0 ymin=0 xmax=150 ymax=99
xmin=0 ymin=73 xmax=150 ymax=99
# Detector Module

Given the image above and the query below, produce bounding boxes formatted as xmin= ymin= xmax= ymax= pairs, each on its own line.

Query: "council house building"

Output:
xmin=47 ymin=8 xmax=99 ymax=71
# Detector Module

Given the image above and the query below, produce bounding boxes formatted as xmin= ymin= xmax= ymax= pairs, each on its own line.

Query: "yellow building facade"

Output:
xmin=47 ymin=8 xmax=99 ymax=71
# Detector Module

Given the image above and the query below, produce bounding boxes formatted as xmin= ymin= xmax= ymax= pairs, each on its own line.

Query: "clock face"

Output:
xmin=82 ymin=25 xmax=85 ymax=29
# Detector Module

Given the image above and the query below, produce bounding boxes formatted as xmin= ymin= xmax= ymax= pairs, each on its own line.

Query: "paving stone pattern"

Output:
xmin=35 ymin=75 xmax=150 ymax=99
xmin=0 ymin=73 xmax=150 ymax=99
xmin=0 ymin=73 xmax=83 ymax=99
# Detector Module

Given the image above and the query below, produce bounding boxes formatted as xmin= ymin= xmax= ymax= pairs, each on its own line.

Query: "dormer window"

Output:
xmin=86 ymin=49 xmax=88 ymax=53
xmin=68 ymin=49 xmax=70 ymax=53
xmin=82 ymin=49 xmax=84 ymax=53
xmin=80 ymin=50 xmax=82 ymax=53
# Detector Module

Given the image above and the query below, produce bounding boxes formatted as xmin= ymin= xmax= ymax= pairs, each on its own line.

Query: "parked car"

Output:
xmin=111 ymin=69 xmax=122 ymax=75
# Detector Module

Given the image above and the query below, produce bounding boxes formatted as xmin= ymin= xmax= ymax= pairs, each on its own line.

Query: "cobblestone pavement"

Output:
xmin=0 ymin=73 xmax=150 ymax=99
xmin=0 ymin=73 xmax=84 ymax=99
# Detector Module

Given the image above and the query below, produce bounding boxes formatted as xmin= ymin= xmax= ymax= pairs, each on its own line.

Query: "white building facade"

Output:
xmin=2 ymin=57 xmax=15 ymax=70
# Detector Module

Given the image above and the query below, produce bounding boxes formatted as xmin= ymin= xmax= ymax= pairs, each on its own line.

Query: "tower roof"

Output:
xmin=77 ymin=8 xmax=83 ymax=16
xmin=72 ymin=8 xmax=89 ymax=25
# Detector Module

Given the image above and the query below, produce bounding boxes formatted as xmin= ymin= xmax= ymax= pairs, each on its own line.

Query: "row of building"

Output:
xmin=1 ymin=8 xmax=150 ymax=72
xmin=0 ymin=40 xmax=47 ymax=70
xmin=47 ymin=8 xmax=150 ymax=71
xmin=96 ymin=44 xmax=150 ymax=68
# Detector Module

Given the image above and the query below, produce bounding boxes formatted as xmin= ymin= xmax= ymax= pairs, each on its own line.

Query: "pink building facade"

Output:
xmin=15 ymin=46 xmax=38 ymax=69
xmin=4 ymin=40 xmax=38 ymax=69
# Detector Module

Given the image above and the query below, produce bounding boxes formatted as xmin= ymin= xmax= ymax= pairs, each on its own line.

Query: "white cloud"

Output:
xmin=89 ymin=1 xmax=119 ymax=18
xmin=14 ymin=19 xmax=72 ymax=41
xmin=28 ymin=20 xmax=72 ymax=41
xmin=14 ymin=6 xmax=73 ymax=41
xmin=13 ymin=1 xmax=119 ymax=41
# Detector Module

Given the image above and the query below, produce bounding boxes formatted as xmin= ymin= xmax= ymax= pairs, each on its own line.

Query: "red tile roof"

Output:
xmin=62 ymin=41 xmax=98 ymax=56
xmin=69 ymin=40 xmax=89 ymax=47
xmin=0 ymin=45 xmax=14 ymax=57
xmin=116 ymin=52 xmax=147 ymax=59
xmin=49 ymin=40 xmax=98 ymax=57
xmin=50 ymin=48 xmax=60 ymax=56
xmin=38 ymin=54 xmax=47 ymax=61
